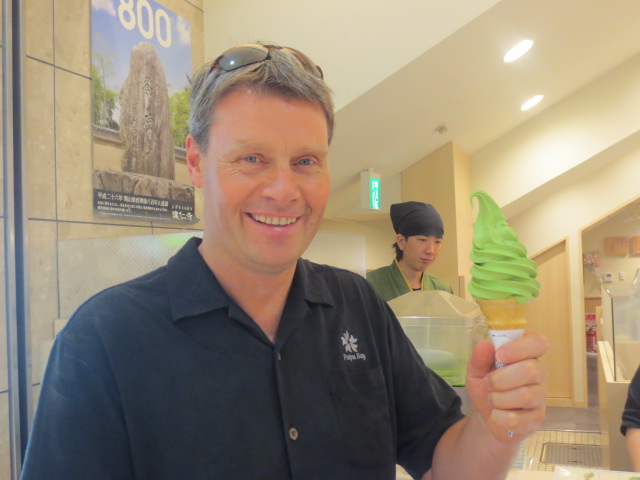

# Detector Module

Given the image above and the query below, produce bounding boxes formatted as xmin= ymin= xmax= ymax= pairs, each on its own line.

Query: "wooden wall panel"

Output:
xmin=530 ymin=241 xmax=574 ymax=406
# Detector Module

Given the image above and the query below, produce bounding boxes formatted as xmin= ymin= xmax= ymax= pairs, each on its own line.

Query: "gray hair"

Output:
xmin=189 ymin=45 xmax=335 ymax=153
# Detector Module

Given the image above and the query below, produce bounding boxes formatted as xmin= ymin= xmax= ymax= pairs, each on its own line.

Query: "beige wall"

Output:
xmin=320 ymin=217 xmax=394 ymax=270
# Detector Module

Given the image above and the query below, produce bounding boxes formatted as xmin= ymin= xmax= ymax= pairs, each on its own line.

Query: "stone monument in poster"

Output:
xmin=119 ymin=41 xmax=175 ymax=180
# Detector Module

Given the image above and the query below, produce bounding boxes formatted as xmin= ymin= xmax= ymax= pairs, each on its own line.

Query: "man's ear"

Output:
xmin=396 ymin=234 xmax=406 ymax=250
xmin=186 ymin=134 xmax=204 ymax=188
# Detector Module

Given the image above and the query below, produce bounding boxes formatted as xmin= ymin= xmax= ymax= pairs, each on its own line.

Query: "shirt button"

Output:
xmin=289 ymin=427 xmax=299 ymax=441
xmin=277 ymin=352 xmax=282 ymax=361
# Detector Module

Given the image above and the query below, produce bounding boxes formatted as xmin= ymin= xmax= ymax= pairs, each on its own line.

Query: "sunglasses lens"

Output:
xmin=218 ymin=46 xmax=269 ymax=72
xmin=210 ymin=44 xmax=323 ymax=80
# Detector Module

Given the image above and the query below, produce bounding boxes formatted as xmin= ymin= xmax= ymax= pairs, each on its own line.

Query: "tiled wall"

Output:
xmin=0 ymin=0 xmax=204 ymax=477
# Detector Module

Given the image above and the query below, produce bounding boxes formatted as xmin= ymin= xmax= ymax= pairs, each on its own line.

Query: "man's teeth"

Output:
xmin=251 ymin=214 xmax=298 ymax=226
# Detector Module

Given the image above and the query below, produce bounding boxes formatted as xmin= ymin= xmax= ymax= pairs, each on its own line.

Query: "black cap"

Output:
xmin=390 ymin=201 xmax=444 ymax=237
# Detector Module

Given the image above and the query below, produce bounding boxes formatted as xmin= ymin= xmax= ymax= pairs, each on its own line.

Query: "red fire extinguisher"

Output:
xmin=586 ymin=326 xmax=597 ymax=353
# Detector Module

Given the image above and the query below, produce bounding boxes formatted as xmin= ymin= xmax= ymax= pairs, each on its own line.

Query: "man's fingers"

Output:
xmin=495 ymin=332 xmax=549 ymax=366
xmin=488 ymin=358 xmax=546 ymax=391
xmin=490 ymin=384 xmax=547 ymax=410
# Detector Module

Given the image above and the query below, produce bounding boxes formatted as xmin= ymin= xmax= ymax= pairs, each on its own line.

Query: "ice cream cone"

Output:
xmin=476 ymin=298 xmax=528 ymax=331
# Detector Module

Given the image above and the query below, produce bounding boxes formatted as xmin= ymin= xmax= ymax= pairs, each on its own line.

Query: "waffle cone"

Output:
xmin=476 ymin=298 xmax=528 ymax=330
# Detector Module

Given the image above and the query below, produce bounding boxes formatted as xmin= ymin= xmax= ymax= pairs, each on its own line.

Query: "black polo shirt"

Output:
xmin=22 ymin=237 xmax=463 ymax=480
xmin=621 ymin=364 xmax=640 ymax=435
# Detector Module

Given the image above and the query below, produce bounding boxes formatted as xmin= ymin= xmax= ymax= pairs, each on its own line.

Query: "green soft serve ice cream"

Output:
xmin=469 ymin=190 xmax=540 ymax=305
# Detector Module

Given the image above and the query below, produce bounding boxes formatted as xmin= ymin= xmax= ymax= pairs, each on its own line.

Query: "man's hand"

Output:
xmin=465 ymin=333 xmax=549 ymax=442
xmin=424 ymin=333 xmax=548 ymax=480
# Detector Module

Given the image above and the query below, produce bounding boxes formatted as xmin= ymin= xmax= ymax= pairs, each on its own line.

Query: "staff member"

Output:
xmin=367 ymin=201 xmax=453 ymax=301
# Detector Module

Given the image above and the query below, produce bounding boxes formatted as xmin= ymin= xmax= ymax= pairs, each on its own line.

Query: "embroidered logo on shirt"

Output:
xmin=341 ymin=331 xmax=366 ymax=361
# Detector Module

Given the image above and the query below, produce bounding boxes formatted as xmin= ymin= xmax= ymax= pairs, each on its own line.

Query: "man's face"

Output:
xmin=397 ymin=234 xmax=443 ymax=273
xmin=187 ymin=89 xmax=330 ymax=275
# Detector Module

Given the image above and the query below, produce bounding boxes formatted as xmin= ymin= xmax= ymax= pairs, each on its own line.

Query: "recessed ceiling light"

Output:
xmin=521 ymin=94 xmax=544 ymax=111
xmin=504 ymin=39 xmax=533 ymax=63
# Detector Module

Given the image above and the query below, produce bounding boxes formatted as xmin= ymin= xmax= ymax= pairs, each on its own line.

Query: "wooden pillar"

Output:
xmin=401 ymin=142 xmax=473 ymax=299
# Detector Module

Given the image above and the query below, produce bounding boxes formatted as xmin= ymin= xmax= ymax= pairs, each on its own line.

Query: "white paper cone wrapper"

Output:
xmin=489 ymin=328 xmax=524 ymax=368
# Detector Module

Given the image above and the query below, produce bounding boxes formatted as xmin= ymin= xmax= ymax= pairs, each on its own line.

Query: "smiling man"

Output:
xmin=367 ymin=201 xmax=453 ymax=302
xmin=186 ymin=86 xmax=331 ymax=340
xmin=21 ymin=43 xmax=547 ymax=480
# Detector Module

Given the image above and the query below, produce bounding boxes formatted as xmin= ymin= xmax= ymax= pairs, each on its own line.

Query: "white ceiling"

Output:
xmin=204 ymin=0 xmax=640 ymax=221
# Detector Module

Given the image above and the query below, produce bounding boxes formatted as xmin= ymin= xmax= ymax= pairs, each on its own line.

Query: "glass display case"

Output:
xmin=600 ymin=268 xmax=640 ymax=382
xmin=596 ymin=275 xmax=639 ymax=472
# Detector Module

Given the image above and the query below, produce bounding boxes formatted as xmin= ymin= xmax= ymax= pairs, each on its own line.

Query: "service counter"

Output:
xmin=505 ymin=471 xmax=554 ymax=480
xmin=597 ymin=340 xmax=634 ymax=472
xmin=396 ymin=468 xmax=554 ymax=479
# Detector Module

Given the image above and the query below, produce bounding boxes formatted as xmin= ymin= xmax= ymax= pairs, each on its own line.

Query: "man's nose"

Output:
xmin=262 ymin=163 xmax=301 ymax=202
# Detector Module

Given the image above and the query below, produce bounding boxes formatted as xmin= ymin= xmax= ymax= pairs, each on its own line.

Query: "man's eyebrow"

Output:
xmin=227 ymin=141 xmax=329 ymax=155
xmin=300 ymin=145 xmax=330 ymax=156
xmin=228 ymin=140 xmax=264 ymax=149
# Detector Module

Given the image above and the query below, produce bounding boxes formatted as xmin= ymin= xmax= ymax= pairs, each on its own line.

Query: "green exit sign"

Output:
xmin=360 ymin=170 xmax=381 ymax=210
xmin=369 ymin=177 xmax=381 ymax=209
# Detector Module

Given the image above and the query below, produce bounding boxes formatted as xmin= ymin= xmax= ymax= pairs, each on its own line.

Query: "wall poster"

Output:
xmin=91 ymin=0 xmax=197 ymax=224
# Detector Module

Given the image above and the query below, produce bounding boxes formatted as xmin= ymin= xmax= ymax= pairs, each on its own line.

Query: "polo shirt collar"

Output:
xmin=167 ymin=237 xmax=336 ymax=323
xmin=291 ymin=258 xmax=335 ymax=307
xmin=167 ymin=237 xmax=231 ymax=322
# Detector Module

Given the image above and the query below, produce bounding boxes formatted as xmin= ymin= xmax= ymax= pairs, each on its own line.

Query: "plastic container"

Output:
xmin=395 ymin=315 xmax=476 ymax=386
xmin=388 ymin=290 xmax=485 ymax=387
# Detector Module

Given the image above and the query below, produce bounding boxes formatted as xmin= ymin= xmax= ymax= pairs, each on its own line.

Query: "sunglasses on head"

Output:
xmin=208 ymin=44 xmax=324 ymax=79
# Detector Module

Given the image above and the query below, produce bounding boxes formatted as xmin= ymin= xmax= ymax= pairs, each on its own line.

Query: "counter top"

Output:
xmin=506 ymin=470 xmax=554 ymax=479
xmin=396 ymin=468 xmax=554 ymax=479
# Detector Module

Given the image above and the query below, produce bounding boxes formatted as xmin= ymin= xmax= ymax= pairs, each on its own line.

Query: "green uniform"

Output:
xmin=366 ymin=259 xmax=453 ymax=302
